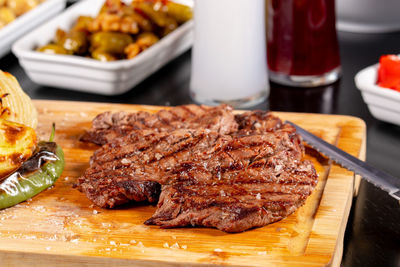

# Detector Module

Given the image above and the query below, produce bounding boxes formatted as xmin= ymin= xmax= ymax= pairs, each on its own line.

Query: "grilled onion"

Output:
xmin=0 ymin=70 xmax=37 ymax=129
xmin=0 ymin=118 xmax=37 ymax=179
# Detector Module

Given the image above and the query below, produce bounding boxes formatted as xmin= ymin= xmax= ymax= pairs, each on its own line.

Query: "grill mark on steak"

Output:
xmin=179 ymin=105 xmax=197 ymax=116
xmin=145 ymin=159 xmax=317 ymax=233
xmin=144 ymin=182 xmax=311 ymax=233
xmin=81 ymin=104 xmax=238 ymax=145
xmin=78 ymin=130 xmax=225 ymax=207
xmin=166 ymin=150 xmax=316 ymax=187
xmin=88 ymin=130 xmax=194 ymax=165
xmin=77 ymin=107 xmax=318 ymax=232
xmin=87 ymin=130 xmax=217 ymax=174
xmin=78 ymin=126 xmax=307 ymax=209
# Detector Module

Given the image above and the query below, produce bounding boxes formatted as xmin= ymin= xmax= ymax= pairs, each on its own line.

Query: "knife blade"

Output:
xmin=286 ymin=121 xmax=400 ymax=201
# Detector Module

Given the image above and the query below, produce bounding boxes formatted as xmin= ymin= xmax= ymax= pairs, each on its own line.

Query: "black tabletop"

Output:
xmin=1 ymin=29 xmax=400 ymax=266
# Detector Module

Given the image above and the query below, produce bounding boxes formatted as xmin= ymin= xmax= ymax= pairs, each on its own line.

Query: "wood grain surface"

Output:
xmin=0 ymin=100 xmax=366 ymax=267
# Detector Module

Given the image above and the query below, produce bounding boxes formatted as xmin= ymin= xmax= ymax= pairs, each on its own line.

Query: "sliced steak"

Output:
xmin=77 ymin=123 xmax=304 ymax=209
xmin=145 ymin=158 xmax=317 ymax=233
xmin=77 ymin=107 xmax=318 ymax=232
xmin=144 ymin=135 xmax=317 ymax=232
xmin=77 ymin=129 xmax=226 ymax=207
xmin=80 ymin=104 xmax=238 ymax=145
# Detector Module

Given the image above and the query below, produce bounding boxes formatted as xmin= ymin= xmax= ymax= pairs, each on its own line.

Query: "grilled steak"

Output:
xmin=145 ymin=158 xmax=317 ymax=232
xmin=78 ymin=129 xmax=226 ymax=207
xmin=144 ymin=124 xmax=317 ymax=232
xmin=77 ymin=107 xmax=318 ymax=232
xmin=235 ymin=110 xmax=284 ymax=134
xmin=80 ymin=104 xmax=238 ymax=145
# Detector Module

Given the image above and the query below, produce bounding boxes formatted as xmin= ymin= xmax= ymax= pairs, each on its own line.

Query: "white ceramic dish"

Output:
xmin=336 ymin=0 xmax=400 ymax=33
xmin=12 ymin=0 xmax=193 ymax=95
xmin=355 ymin=63 xmax=400 ymax=126
xmin=0 ymin=0 xmax=66 ymax=58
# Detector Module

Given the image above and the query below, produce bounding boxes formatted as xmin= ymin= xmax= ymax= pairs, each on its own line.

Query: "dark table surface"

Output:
xmin=1 ymin=29 xmax=400 ymax=266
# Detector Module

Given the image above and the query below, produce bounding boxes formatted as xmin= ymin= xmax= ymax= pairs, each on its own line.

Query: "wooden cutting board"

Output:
xmin=0 ymin=100 xmax=366 ymax=267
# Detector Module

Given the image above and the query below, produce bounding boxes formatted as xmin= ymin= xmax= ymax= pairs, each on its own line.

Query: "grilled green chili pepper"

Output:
xmin=0 ymin=128 xmax=64 ymax=210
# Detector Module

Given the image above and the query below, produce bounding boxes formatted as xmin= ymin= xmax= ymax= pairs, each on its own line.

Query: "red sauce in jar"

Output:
xmin=267 ymin=0 xmax=340 ymax=76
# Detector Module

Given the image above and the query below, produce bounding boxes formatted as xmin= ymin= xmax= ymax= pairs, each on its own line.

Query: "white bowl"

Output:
xmin=355 ymin=63 xmax=400 ymax=126
xmin=0 ymin=0 xmax=66 ymax=58
xmin=12 ymin=0 xmax=193 ymax=95
xmin=336 ymin=0 xmax=400 ymax=33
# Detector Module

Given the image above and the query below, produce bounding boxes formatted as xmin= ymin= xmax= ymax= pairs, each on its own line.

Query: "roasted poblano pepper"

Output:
xmin=0 ymin=132 xmax=64 ymax=210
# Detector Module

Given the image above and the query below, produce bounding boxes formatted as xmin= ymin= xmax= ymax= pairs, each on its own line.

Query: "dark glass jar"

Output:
xmin=267 ymin=0 xmax=341 ymax=87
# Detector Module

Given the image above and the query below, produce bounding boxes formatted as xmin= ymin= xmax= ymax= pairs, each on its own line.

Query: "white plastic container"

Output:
xmin=12 ymin=0 xmax=193 ymax=95
xmin=190 ymin=0 xmax=268 ymax=108
xmin=0 ymin=0 xmax=66 ymax=58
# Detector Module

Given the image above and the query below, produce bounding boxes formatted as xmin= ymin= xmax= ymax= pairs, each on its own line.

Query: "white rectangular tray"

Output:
xmin=0 ymin=0 xmax=66 ymax=58
xmin=12 ymin=0 xmax=193 ymax=95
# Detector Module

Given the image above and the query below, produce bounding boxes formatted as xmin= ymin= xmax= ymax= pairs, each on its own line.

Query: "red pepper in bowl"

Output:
xmin=377 ymin=54 xmax=400 ymax=91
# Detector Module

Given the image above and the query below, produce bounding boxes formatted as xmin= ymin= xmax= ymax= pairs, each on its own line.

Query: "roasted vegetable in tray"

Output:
xmin=0 ymin=0 xmax=45 ymax=29
xmin=0 ymin=71 xmax=65 ymax=209
xmin=37 ymin=0 xmax=192 ymax=61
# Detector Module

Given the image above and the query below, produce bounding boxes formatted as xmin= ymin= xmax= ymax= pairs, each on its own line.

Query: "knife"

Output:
xmin=286 ymin=121 xmax=400 ymax=201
